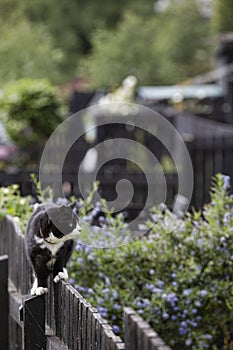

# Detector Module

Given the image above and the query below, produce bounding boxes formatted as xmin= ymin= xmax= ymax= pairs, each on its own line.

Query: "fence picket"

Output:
xmin=0 ymin=254 xmax=9 ymax=350
xmin=22 ymin=294 xmax=46 ymax=350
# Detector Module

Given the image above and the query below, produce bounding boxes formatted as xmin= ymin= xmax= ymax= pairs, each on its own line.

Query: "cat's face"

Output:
xmin=45 ymin=204 xmax=81 ymax=244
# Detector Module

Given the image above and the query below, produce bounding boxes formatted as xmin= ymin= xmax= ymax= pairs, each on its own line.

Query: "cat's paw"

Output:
xmin=54 ymin=268 xmax=68 ymax=283
xmin=30 ymin=278 xmax=38 ymax=295
xmin=31 ymin=287 xmax=48 ymax=296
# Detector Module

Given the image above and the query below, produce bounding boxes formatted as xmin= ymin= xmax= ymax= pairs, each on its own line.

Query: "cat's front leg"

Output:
xmin=30 ymin=264 xmax=50 ymax=295
xmin=53 ymin=267 xmax=68 ymax=283
xmin=31 ymin=277 xmax=49 ymax=295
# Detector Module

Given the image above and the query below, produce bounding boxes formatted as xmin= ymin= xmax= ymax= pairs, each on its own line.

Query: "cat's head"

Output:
xmin=41 ymin=201 xmax=81 ymax=243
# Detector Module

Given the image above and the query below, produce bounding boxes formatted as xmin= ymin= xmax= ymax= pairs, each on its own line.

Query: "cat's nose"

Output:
xmin=76 ymin=223 xmax=81 ymax=232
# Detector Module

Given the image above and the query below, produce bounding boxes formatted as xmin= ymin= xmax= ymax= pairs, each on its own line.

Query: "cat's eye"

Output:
xmin=69 ymin=223 xmax=73 ymax=227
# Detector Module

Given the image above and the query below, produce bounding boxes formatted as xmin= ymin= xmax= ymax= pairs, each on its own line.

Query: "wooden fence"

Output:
xmin=0 ymin=215 xmax=171 ymax=350
xmin=0 ymin=170 xmax=178 ymax=220
xmin=1 ymin=131 xmax=233 ymax=214
xmin=188 ymin=136 xmax=233 ymax=208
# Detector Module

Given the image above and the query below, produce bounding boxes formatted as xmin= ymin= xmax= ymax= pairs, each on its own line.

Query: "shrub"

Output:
xmin=1 ymin=174 xmax=232 ymax=348
xmin=69 ymin=174 xmax=233 ymax=349
xmin=0 ymin=184 xmax=33 ymax=231
xmin=0 ymin=78 xmax=65 ymax=148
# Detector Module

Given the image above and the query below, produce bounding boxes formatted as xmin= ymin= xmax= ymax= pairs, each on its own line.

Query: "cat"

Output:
xmin=25 ymin=201 xmax=81 ymax=296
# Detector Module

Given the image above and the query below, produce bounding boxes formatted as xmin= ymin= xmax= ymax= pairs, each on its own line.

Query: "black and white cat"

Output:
xmin=25 ymin=202 xmax=81 ymax=296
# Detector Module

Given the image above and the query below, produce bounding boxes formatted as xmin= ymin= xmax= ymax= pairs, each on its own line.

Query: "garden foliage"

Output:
xmin=0 ymin=174 xmax=233 ymax=349
xmin=69 ymin=174 xmax=233 ymax=349
xmin=0 ymin=78 xmax=65 ymax=148
xmin=0 ymin=184 xmax=32 ymax=231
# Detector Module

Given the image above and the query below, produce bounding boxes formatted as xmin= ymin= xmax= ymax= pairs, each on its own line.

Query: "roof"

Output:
xmin=137 ymin=84 xmax=224 ymax=101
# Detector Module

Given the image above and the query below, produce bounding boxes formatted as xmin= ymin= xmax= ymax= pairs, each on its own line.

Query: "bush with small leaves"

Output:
xmin=0 ymin=78 xmax=65 ymax=149
xmin=69 ymin=174 xmax=233 ymax=349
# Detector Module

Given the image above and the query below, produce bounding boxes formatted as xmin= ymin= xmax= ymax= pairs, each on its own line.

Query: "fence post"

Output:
xmin=0 ymin=254 xmax=9 ymax=350
xmin=21 ymin=294 xmax=46 ymax=350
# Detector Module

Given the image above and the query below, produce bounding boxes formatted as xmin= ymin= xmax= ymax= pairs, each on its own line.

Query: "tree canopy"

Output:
xmin=213 ymin=0 xmax=233 ymax=33
xmin=0 ymin=0 xmax=218 ymax=87
xmin=81 ymin=0 xmax=212 ymax=88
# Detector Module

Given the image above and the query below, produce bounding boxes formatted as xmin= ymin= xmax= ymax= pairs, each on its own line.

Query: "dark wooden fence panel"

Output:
xmin=0 ymin=254 xmax=9 ymax=350
xmin=47 ymin=280 xmax=125 ymax=350
xmin=21 ymin=295 xmax=46 ymax=350
xmin=188 ymin=136 xmax=233 ymax=208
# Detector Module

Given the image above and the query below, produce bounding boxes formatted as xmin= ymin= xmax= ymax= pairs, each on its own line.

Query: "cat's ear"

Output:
xmin=39 ymin=211 xmax=50 ymax=237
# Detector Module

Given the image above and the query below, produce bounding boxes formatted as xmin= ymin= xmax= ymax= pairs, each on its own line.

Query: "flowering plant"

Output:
xmin=1 ymin=174 xmax=233 ymax=348
xmin=69 ymin=174 xmax=233 ymax=349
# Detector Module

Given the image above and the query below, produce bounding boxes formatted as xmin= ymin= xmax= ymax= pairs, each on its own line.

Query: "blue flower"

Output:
xmin=157 ymin=280 xmax=164 ymax=288
xmin=102 ymin=288 xmax=109 ymax=294
xmin=166 ymin=293 xmax=178 ymax=306
xmin=112 ymin=325 xmax=121 ymax=334
xmin=223 ymin=212 xmax=231 ymax=224
xmin=185 ymin=339 xmax=192 ymax=346
xmin=97 ymin=306 xmax=108 ymax=318
xmin=87 ymin=288 xmax=94 ymax=295
xmin=145 ymin=283 xmax=155 ymax=292
xmin=179 ymin=327 xmax=188 ymax=336
xmin=199 ymin=290 xmax=208 ymax=297
xmin=189 ymin=321 xmax=198 ymax=328
xmin=195 ymin=300 xmax=201 ymax=307
xmin=183 ymin=289 xmax=192 ymax=296
xmin=136 ymin=300 xmax=148 ymax=308
xmin=180 ymin=321 xmax=187 ymax=328
xmin=113 ymin=303 xmax=122 ymax=310
xmin=75 ymin=242 xmax=83 ymax=250
xmin=162 ymin=312 xmax=169 ymax=320
xmin=98 ymin=216 xmax=106 ymax=223
xmin=222 ymin=175 xmax=231 ymax=190
xmin=204 ymin=334 xmax=212 ymax=340
xmin=84 ymin=245 xmax=92 ymax=254
xmin=138 ymin=309 xmax=144 ymax=314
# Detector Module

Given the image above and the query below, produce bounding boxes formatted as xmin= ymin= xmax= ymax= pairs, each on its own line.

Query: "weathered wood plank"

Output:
xmin=47 ymin=334 xmax=69 ymax=350
xmin=124 ymin=307 xmax=171 ymax=350
xmin=22 ymin=294 xmax=46 ymax=350
xmin=0 ymin=255 xmax=9 ymax=350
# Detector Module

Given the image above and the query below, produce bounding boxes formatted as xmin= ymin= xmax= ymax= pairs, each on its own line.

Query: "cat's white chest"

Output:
xmin=44 ymin=240 xmax=64 ymax=256
xmin=34 ymin=234 xmax=64 ymax=256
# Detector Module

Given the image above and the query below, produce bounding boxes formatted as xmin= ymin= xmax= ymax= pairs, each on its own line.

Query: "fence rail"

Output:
xmin=0 ymin=215 xmax=171 ymax=350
